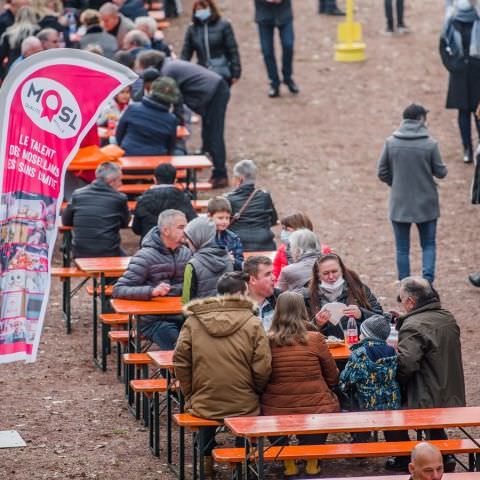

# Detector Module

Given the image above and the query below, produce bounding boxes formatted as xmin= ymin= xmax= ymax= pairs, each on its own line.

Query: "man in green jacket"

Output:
xmin=385 ymin=276 xmax=465 ymax=472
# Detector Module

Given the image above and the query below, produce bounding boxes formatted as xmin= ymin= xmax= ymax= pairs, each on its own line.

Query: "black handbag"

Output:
xmin=204 ymin=26 xmax=232 ymax=80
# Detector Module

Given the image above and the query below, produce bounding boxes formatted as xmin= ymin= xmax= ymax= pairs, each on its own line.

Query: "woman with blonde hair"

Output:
xmin=261 ymin=291 xmax=340 ymax=477
xmin=0 ymin=6 xmax=39 ymax=78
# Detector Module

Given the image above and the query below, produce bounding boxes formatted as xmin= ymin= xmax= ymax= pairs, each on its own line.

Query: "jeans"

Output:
xmin=257 ymin=20 xmax=295 ymax=87
xmin=385 ymin=0 xmax=404 ymax=30
xmin=138 ymin=318 xmax=181 ymax=350
xmin=458 ymin=110 xmax=480 ymax=152
xmin=201 ymin=80 xmax=230 ymax=179
xmin=392 ymin=220 xmax=437 ymax=283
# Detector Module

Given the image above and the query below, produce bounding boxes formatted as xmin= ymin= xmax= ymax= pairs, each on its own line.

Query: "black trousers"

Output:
xmin=201 ymin=80 xmax=230 ymax=180
xmin=385 ymin=0 xmax=404 ymax=30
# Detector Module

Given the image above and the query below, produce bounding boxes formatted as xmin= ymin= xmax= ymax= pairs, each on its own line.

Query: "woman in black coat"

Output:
xmin=440 ymin=1 xmax=480 ymax=163
xmin=180 ymin=0 xmax=241 ymax=86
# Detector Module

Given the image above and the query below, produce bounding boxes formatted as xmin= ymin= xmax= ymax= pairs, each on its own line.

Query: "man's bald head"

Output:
xmin=409 ymin=442 xmax=444 ymax=480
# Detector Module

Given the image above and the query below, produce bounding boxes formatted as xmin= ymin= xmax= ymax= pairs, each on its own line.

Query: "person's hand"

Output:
xmin=231 ymin=78 xmax=239 ymax=86
xmin=315 ymin=309 xmax=331 ymax=327
xmin=152 ymin=282 xmax=171 ymax=297
xmin=343 ymin=305 xmax=361 ymax=320
xmin=476 ymin=104 xmax=480 ymax=119
xmin=388 ymin=309 xmax=401 ymax=320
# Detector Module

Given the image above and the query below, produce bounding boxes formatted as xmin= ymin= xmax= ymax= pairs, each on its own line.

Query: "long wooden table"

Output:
xmin=225 ymin=407 xmax=480 ymax=480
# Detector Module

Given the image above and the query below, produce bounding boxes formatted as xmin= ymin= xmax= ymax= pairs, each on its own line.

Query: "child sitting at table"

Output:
xmin=339 ymin=314 xmax=400 ymax=438
xmin=182 ymin=216 xmax=233 ymax=303
xmin=207 ymin=197 xmax=244 ymax=271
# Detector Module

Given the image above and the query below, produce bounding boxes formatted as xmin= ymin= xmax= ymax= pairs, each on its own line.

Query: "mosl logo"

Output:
xmin=21 ymin=77 xmax=82 ymax=139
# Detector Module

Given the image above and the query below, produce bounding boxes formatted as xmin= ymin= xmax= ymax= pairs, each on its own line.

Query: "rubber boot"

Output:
xmin=283 ymin=460 xmax=299 ymax=476
xmin=305 ymin=459 xmax=321 ymax=476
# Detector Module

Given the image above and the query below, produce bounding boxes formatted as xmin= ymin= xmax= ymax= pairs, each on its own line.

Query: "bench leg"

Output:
xmin=116 ymin=342 xmax=122 ymax=380
xmin=154 ymin=392 xmax=160 ymax=457
xmin=101 ymin=323 xmax=109 ymax=372
xmin=92 ymin=278 xmax=98 ymax=363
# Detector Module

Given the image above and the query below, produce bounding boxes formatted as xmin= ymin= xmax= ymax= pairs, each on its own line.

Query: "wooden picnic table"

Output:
xmin=75 ymin=256 xmax=131 ymax=275
xmin=224 ymin=407 xmax=480 ymax=480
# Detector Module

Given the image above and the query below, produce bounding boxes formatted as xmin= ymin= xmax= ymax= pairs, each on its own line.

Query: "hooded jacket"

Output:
xmin=377 ymin=120 xmax=447 ymax=223
xmin=396 ymin=301 xmax=466 ymax=409
xmin=112 ymin=227 xmax=191 ymax=322
xmin=174 ymin=295 xmax=272 ymax=420
xmin=340 ymin=339 xmax=401 ymax=411
xmin=261 ymin=332 xmax=339 ymax=415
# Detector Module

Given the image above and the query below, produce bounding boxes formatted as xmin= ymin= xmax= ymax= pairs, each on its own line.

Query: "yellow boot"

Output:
xmin=283 ymin=460 xmax=299 ymax=477
xmin=305 ymin=459 xmax=321 ymax=476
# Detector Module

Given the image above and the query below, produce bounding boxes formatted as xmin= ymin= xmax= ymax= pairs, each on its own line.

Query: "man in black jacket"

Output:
xmin=62 ymin=162 xmax=130 ymax=258
xmin=132 ymin=163 xmax=197 ymax=240
xmin=113 ymin=209 xmax=192 ymax=350
xmin=254 ymin=0 xmax=299 ymax=98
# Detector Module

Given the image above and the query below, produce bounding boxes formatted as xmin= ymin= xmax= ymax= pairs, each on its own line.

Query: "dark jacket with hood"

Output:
xmin=254 ymin=0 xmax=293 ymax=26
xmin=116 ymin=96 xmax=178 ymax=156
xmin=112 ymin=227 xmax=191 ymax=322
xmin=62 ymin=179 xmax=129 ymax=258
xmin=174 ymin=295 xmax=272 ymax=420
xmin=181 ymin=16 xmax=241 ymax=81
xmin=132 ymin=185 xmax=198 ymax=240
xmin=377 ymin=120 xmax=447 ymax=223
xmin=396 ymin=300 xmax=466 ymax=409
xmin=225 ymin=182 xmax=278 ymax=252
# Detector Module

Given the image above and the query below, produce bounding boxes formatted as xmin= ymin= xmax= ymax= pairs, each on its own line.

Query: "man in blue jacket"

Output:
xmin=254 ymin=0 xmax=299 ymax=98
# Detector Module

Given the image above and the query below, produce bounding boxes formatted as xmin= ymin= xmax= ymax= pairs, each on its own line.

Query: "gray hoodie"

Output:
xmin=377 ymin=120 xmax=448 ymax=223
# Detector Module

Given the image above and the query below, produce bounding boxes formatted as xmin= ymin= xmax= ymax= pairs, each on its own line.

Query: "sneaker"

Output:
xmin=268 ymin=85 xmax=280 ymax=98
xmin=284 ymin=79 xmax=300 ymax=94
xmin=464 ymin=147 xmax=473 ymax=164
xmin=383 ymin=28 xmax=394 ymax=36
xmin=397 ymin=25 xmax=411 ymax=34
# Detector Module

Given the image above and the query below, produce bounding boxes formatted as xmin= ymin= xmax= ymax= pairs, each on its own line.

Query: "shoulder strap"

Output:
xmin=230 ymin=189 xmax=260 ymax=225
xmin=204 ymin=24 xmax=211 ymax=64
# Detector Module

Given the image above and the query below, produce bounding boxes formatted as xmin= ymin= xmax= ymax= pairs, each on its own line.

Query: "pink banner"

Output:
xmin=0 ymin=49 xmax=137 ymax=363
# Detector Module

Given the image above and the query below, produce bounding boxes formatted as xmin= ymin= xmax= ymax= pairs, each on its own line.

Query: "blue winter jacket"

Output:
xmin=215 ymin=229 xmax=244 ymax=271
xmin=339 ymin=339 xmax=401 ymax=411
xmin=116 ymin=97 xmax=178 ymax=156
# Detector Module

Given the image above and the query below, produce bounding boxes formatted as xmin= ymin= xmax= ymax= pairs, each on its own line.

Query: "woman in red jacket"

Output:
xmin=261 ymin=291 xmax=340 ymax=477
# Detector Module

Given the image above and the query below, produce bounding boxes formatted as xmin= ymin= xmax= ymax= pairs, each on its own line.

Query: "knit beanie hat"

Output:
xmin=360 ymin=314 xmax=391 ymax=342
xmin=150 ymin=76 xmax=181 ymax=105
xmin=184 ymin=216 xmax=216 ymax=251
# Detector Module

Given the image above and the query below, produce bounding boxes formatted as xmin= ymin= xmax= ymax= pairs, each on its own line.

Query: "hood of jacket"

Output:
xmin=350 ymin=340 xmax=398 ymax=378
xmin=393 ymin=119 xmax=430 ymax=140
xmin=183 ymin=295 xmax=258 ymax=337
xmin=193 ymin=239 xmax=230 ymax=274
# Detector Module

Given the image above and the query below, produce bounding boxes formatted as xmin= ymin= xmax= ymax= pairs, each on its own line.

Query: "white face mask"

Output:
xmin=320 ymin=276 xmax=345 ymax=292
xmin=457 ymin=0 xmax=473 ymax=11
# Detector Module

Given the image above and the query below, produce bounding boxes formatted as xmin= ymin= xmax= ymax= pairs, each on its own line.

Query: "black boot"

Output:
xmin=464 ymin=145 xmax=473 ymax=164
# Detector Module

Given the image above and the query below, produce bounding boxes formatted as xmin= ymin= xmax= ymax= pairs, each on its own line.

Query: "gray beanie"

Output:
xmin=184 ymin=216 xmax=216 ymax=250
xmin=360 ymin=314 xmax=391 ymax=342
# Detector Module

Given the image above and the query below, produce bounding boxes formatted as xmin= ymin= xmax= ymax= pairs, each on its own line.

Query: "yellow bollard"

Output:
xmin=334 ymin=0 xmax=366 ymax=62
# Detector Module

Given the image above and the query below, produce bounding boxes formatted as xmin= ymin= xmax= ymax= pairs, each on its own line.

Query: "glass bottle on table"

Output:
xmin=346 ymin=315 xmax=358 ymax=345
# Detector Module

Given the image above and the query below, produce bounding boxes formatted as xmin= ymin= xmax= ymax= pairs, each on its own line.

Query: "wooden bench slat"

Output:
xmin=123 ymin=353 xmax=153 ymax=365
xmin=99 ymin=313 xmax=128 ymax=325
xmin=108 ymin=331 xmax=129 ymax=343
xmin=130 ymin=378 xmax=168 ymax=393
xmin=213 ymin=438 xmax=480 ymax=463
xmin=173 ymin=413 xmax=222 ymax=428
xmin=51 ymin=267 xmax=89 ymax=278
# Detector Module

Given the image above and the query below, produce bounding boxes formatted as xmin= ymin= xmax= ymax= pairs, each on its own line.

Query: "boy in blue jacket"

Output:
xmin=207 ymin=197 xmax=244 ymax=271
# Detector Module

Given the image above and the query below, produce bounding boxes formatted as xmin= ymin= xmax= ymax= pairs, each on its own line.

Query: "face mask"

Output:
xmin=280 ymin=229 xmax=290 ymax=244
xmin=320 ymin=276 xmax=345 ymax=292
xmin=195 ymin=8 xmax=211 ymax=21
xmin=457 ymin=0 xmax=473 ymax=11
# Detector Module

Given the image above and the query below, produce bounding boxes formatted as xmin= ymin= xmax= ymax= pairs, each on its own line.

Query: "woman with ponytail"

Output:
xmin=305 ymin=253 xmax=383 ymax=340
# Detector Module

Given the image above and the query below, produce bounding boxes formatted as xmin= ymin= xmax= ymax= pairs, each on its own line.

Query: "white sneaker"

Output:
xmin=397 ymin=26 xmax=411 ymax=34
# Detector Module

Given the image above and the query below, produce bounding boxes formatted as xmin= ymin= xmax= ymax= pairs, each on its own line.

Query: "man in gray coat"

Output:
xmin=378 ymin=104 xmax=448 ymax=283
xmin=384 ymin=277 xmax=465 ymax=472
xmin=112 ymin=209 xmax=191 ymax=350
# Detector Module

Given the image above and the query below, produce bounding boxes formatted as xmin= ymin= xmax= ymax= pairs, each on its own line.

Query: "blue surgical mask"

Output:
xmin=280 ymin=229 xmax=291 ymax=244
xmin=195 ymin=8 xmax=211 ymax=21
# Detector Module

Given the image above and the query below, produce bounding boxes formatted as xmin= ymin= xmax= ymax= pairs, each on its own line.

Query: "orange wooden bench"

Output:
xmin=51 ymin=267 xmax=90 ymax=334
xmin=99 ymin=313 xmax=128 ymax=327
xmin=124 ymin=353 xmax=154 ymax=419
xmin=119 ymin=181 xmax=213 ymax=196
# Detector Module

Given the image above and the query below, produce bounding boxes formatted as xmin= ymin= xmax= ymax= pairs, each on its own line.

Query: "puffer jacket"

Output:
xmin=225 ymin=182 xmax=278 ymax=252
xmin=261 ymin=331 xmax=339 ymax=415
xmin=174 ymin=295 xmax=272 ymax=420
xmin=396 ymin=300 xmax=466 ymax=409
xmin=339 ymin=340 xmax=401 ymax=411
xmin=181 ymin=17 xmax=241 ymax=81
xmin=62 ymin=180 xmax=129 ymax=258
xmin=132 ymin=185 xmax=198 ymax=240
xmin=112 ymin=227 xmax=191 ymax=322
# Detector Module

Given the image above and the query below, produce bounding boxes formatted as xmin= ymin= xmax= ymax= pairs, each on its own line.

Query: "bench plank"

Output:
xmin=174 ymin=413 xmax=222 ymax=428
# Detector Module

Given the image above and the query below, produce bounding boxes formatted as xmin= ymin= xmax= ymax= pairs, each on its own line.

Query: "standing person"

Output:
xmin=112 ymin=210 xmax=191 ymax=350
xmin=307 ymin=253 xmax=384 ymax=340
xmin=181 ymin=0 xmax=241 ymax=87
xmin=261 ymin=291 xmax=339 ymax=477
xmin=182 ymin=216 xmax=233 ymax=303
xmin=318 ymin=0 xmax=344 ymax=15
xmin=157 ymin=55 xmax=230 ymax=188
xmin=174 ymin=273 xmax=271 ymax=477
xmin=225 ymin=160 xmax=278 ymax=252
xmin=254 ymin=0 xmax=299 ymax=98
xmin=384 ymin=277 xmax=465 ymax=472
xmin=378 ymin=104 xmax=447 ymax=284
xmin=440 ymin=0 xmax=480 ymax=163
xmin=62 ymin=162 xmax=130 ymax=258
xmin=383 ymin=0 xmax=409 ymax=35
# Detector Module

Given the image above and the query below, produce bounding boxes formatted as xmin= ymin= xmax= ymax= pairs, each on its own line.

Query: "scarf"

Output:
xmin=443 ymin=7 xmax=480 ymax=58
xmin=318 ymin=278 xmax=345 ymax=303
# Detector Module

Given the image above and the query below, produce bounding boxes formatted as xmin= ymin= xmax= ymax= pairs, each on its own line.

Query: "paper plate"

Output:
xmin=321 ymin=302 xmax=346 ymax=325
